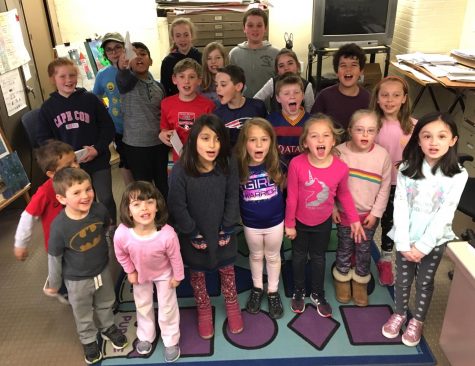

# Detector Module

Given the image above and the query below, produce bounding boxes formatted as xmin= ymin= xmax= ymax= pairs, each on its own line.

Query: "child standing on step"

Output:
xmin=167 ymin=114 xmax=243 ymax=339
xmin=333 ymin=110 xmax=391 ymax=307
xmin=370 ymin=76 xmax=416 ymax=286
xmin=285 ymin=114 xmax=366 ymax=318
xmin=235 ymin=118 xmax=285 ymax=319
xmin=114 ymin=181 xmax=184 ymax=362
xmin=382 ymin=112 xmax=467 ymax=347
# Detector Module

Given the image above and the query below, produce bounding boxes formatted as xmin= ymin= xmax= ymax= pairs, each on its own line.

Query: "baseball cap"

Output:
xmin=100 ymin=32 xmax=125 ymax=48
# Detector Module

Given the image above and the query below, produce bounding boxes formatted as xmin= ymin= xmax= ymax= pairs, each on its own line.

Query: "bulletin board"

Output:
xmin=0 ymin=124 xmax=30 ymax=211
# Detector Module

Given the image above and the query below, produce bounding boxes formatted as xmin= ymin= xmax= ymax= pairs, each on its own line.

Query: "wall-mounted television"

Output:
xmin=311 ymin=0 xmax=398 ymax=49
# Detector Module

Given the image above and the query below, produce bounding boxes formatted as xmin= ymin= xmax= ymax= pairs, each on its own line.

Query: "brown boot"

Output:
xmin=332 ymin=267 xmax=352 ymax=304
xmin=351 ymin=272 xmax=371 ymax=307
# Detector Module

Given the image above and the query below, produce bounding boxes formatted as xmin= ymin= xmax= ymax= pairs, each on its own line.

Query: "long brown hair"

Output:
xmin=369 ymin=76 xmax=413 ymax=135
xmin=201 ymin=42 xmax=228 ymax=92
xmin=235 ymin=118 xmax=283 ymax=186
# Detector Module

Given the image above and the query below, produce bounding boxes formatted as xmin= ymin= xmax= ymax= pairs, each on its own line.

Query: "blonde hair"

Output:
xmin=299 ymin=113 xmax=344 ymax=155
xmin=348 ymin=109 xmax=379 ymax=130
xmin=169 ymin=17 xmax=196 ymax=52
xmin=369 ymin=76 xmax=413 ymax=135
xmin=235 ymin=118 xmax=284 ymax=187
xmin=202 ymin=42 xmax=228 ymax=92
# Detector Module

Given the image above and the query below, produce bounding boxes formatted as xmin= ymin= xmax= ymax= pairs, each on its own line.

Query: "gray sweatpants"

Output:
xmin=394 ymin=244 xmax=446 ymax=322
xmin=65 ymin=265 xmax=116 ymax=344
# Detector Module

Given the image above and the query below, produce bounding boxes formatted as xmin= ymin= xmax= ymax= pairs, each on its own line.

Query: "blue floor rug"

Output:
xmin=101 ymin=233 xmax=436 ymax=366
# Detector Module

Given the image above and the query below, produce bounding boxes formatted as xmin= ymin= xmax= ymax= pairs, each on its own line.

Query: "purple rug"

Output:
xmin=179 ymin=306 xmax=215 ymax=357
xmin=339 ymin=305 xmax=403 ymax=345
xmin=223 ymin=310 xmax=278 ymax=349
xmin=287 ymin=304 xmax=340 ymax=350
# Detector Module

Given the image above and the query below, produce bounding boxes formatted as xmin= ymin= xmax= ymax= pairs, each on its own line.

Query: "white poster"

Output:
xmin=0 ymin=9 xmax=31 ymax=74
xmin=0 ymin=68 xmax=27 ymax=116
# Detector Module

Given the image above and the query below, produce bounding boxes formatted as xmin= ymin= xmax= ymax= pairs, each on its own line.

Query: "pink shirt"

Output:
xmin=114 ymin=223 xmax=185 ymax=284
xmin=285 ymin=153 xmax=359 ymax=228
xmin=375 ymin=117 xmax=416 ymax=184
xmin=336 ymin=142 xmax=392 ymax=226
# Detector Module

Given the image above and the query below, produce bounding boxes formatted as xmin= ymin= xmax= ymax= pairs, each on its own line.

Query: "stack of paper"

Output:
xmin=451 ymin=49 xmax=475 ymax=60
xmin=397 ymin=52 xmax=456 ymax=65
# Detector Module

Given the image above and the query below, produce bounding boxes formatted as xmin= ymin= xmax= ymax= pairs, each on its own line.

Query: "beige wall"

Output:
xmin=50 ymin=0 xmax=162 ymax=77
xmin=47 ymin=1 xmax=474 ymax=80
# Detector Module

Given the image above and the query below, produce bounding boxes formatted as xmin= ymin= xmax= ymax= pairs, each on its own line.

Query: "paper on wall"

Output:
xmin=0 ymin=68 xmax=27 ymax=116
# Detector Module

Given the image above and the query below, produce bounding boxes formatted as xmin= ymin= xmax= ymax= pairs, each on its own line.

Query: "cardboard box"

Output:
xmin=363 ymin=63 xmax=382 ymax=91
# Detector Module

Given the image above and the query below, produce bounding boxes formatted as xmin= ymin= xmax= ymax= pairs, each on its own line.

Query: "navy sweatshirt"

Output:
xmin=36 ymin=88 xmax=115 ymax=173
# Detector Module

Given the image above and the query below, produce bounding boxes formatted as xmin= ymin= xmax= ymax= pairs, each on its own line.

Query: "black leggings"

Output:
xmin=292 ymin=217 xmax=332 ymax=296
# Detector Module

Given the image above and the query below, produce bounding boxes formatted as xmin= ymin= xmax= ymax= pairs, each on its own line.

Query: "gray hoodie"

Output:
xmin=229 ymin=41 xmax=279 ymax=98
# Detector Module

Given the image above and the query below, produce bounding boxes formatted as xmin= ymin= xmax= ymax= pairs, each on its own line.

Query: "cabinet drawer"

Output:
xmin=167 ymin=11 xmax=244 ymax=24
xmin=198 ymin=22 xmax=242 ymax=32
xmin=194 ymin=36 xmax=247 ymax=47
xmin=196 ymin=29 xmax=244 ymax=40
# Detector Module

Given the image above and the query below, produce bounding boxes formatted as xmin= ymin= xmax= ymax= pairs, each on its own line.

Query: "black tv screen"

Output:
xmin=324 ymin=0 xmax=389 ymax=35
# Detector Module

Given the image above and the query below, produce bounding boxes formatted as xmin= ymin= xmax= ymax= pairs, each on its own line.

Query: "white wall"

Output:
xmin=460 ymin=0 xmax=475 ymax=49
xmin=51 ymin=0 xmax=162 ymax=77
xmin=268 ymin=0 xmax=312 ymax=74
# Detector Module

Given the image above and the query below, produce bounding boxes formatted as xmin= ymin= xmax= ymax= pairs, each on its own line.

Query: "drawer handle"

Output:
xmin=215 ymin=24 xmax=223 ymax=29
xmin=467 ymin=143 xmax=474 ymax=150
xmin=214 ymin=15 xmax=222 ymax=20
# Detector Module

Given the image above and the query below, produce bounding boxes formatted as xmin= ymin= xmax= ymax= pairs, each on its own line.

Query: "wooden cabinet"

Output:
xmin=459 ymin=90 xmax=475 ymax=176
xmin=164 ymin=9 xmax=268 ymax=52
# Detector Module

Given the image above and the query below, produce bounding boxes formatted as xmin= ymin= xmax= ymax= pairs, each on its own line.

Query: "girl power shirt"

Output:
xmin=239 ymin=164 xmax=284 ymax=229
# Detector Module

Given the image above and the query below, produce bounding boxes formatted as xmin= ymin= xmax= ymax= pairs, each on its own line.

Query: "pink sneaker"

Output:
xmin=382 ymin=313 xmax=406 ymax=338
xmin=402 ymin=318 xmax=423 ymax=347
xmin=377 ymin=260 xmax=395 ymax=286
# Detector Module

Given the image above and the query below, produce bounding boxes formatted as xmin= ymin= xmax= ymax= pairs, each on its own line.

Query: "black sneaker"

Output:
xmin=267 ymin=292 xmax=284 ymax=319
xmin=101 ymin=324 xmax=128 ymax=350
xmin=310 ymin=293 xmax=332 ymax=317
xmin=291 ymin=288 xmax=305 ymax=313
xmin=246 ymin=287 xmax=264 ymax=314
xmin=83 ymin=341 xmax=102 ymax=364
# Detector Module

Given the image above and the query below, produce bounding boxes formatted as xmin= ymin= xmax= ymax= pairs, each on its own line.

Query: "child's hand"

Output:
xmin=117 ymin=53 xmax=129 ymax=70
xmin=218 ymin=231 xmax=231 ymax=246
xmin=410 ymin=246 xmax=425 ymax=262
xmin=44 ymin=287 xmax=58 ymax=295
xmin=350 ymin=221 xmax=367 ymax=243
xmin=285 ymin=227 xmax=297 ymax=240
xmin=191 ymin=234 xmax=207 ymax=250
xmin=14 ymin=247 xmax=28 ymax=261
xmin=127 ymin=271 xmax=138 ymax=285
xmin=169 ymin=278 xmax=181 ymax=288
xmin=363 ymin=214 xmax=377 ymax=229
xmin=159 ymin=129 xmax=174 ymax=146
xmin=80 ymin=145 xmax=98 ymax=163
xmin=332 ymin=210 xmax=341 ymax=224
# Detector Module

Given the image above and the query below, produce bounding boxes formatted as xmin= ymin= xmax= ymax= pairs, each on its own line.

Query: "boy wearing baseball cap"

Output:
xmin=93 ymin=32 xmax=133 ymax=185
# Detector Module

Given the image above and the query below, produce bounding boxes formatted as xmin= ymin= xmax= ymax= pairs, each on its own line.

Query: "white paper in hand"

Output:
xmin=124 ymin=31 xmax=135 ymax=61
xmin=170 ymin=130 xmax=183 ymax=156
xmin=75 ymin=148 xmax=88 ymax=162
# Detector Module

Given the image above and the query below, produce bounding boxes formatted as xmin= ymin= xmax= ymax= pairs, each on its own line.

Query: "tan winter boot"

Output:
xmin=332 ymin=267 xmax=352 ymax=304
xmin=352 ymin=272 xmax=371 ymax=307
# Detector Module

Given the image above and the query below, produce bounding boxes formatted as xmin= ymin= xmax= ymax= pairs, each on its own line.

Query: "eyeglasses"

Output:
xmin=104 ymin=45 xmax=124 ymax=54
xmin=352 ymin=127 xmax=377 ymax=135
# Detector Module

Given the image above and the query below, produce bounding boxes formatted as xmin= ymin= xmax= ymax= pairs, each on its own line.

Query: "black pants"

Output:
xmin=124 ymin=143 xmax=170 ymax=199
xmin=292 ymin=217 xmax=332 ymax=297
xmin=380 ymin=185 xmax=396 ymax=252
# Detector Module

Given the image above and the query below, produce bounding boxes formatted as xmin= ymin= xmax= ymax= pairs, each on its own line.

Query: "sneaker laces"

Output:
xmin=405 ymin=320 xmax=422 ymax=338
xmin=249 ymin=289 xmax=262 ymax=302
xmin=293 ymin=289 xmax=304 ymax=300
xmin=386 ymin=314 xmax=405 ymax=333
xmin=268 ymin=293 xmax=281 ymax=307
